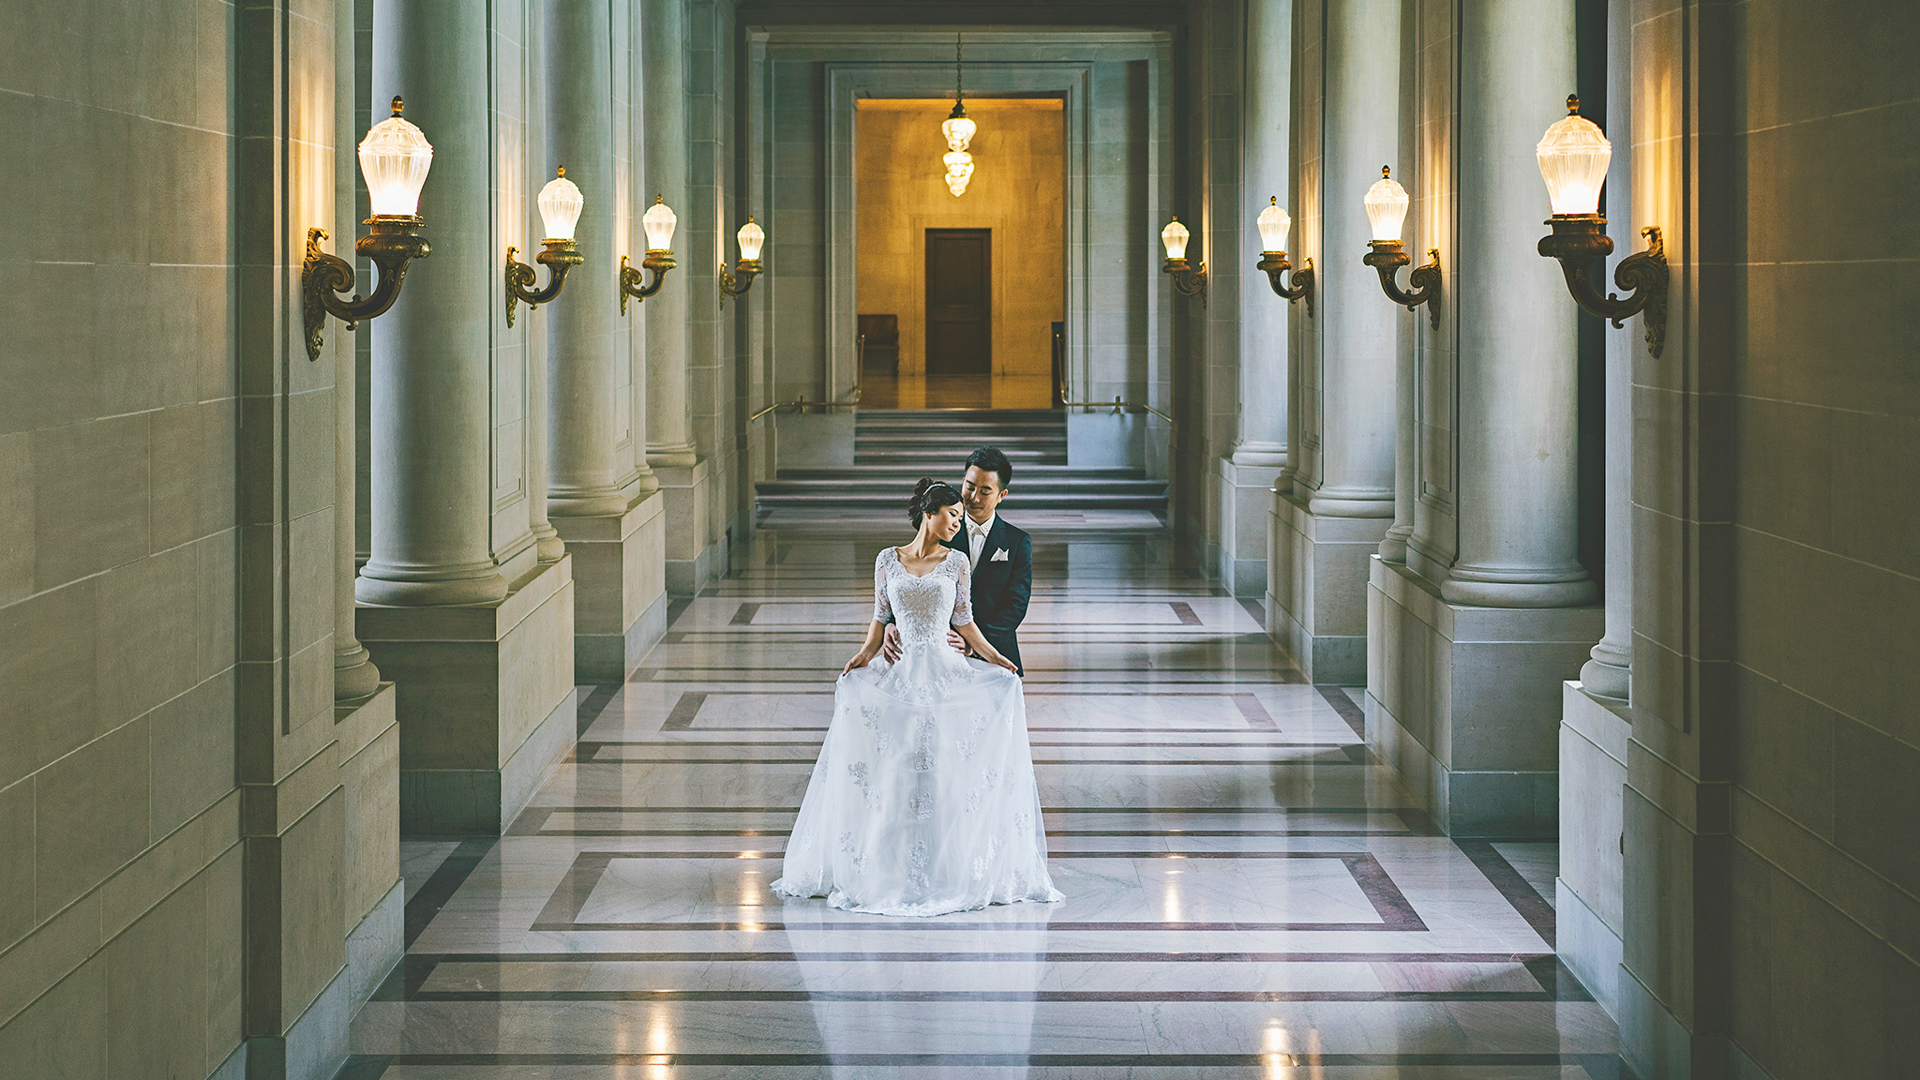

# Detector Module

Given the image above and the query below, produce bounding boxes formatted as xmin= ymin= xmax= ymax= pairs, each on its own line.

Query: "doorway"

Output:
xmin=925 ymin=228 xmax=991 ymax=376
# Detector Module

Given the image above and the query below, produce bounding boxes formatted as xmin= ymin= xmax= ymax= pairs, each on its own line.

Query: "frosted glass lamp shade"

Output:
xmin=943 ymin=150 xmax=974 ymax=196
xmin=642 ymin=196 xmax=677 ymax=251
xmin=1537 ymin=97 xmax=1612 ymax=216
xmin=1256 ymin=197 xmax=1291 ymax=253
xmin=736 ymin=218 xmax=765 ymax=261
xmin=537 ymin=169 xmax=584 ymax=241
xmin=943 ymin=113 xmax=977 ymax=152
xmin=358 ymin=98 xmax=434 ymax=218
xmin=1161 ymin=218 xmax=1190 ymax=261
xmin=1364 ymin=167 xmax=1410 ymax=243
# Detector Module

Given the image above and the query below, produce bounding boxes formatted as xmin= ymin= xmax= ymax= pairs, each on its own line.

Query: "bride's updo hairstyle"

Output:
xmin=908 ymin=477 xmax=962 ymax=528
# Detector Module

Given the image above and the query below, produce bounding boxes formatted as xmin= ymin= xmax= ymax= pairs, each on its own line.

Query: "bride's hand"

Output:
xmin=842 ymin=647 xmax=878 ymax=676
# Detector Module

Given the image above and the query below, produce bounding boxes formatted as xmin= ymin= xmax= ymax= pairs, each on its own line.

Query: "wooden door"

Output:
xmin=924 ymin=229 xmax=991 ymax=375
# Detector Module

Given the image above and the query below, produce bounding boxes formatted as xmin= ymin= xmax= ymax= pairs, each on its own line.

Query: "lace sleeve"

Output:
xmin=872 ymin=549 xmax=893 ymax=624
xmin=949 ymin=549 xmax=975 ymax=627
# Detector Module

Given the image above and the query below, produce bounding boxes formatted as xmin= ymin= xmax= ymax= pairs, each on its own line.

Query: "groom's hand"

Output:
xmin=881 ymin=624 xmax=904 ymax=663
xmin=948 ymin=630 xmax=967 ymax=654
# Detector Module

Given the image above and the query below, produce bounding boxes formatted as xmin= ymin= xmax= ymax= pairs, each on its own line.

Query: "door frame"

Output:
xmin=923 ymin=227 xmax=993 ymax=376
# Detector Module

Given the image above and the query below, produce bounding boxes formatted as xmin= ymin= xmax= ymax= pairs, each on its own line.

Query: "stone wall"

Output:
xmin=854 ymin=99 xmax=1066 ymax=381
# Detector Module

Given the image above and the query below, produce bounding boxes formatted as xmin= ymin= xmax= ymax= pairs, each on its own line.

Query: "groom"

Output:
xmin=884 ymin=446 xmax=1034 ymax=674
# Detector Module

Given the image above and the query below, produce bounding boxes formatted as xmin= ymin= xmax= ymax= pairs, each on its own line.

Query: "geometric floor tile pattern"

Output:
xmin=344 ymin=514 xmax=1625 ymax=1079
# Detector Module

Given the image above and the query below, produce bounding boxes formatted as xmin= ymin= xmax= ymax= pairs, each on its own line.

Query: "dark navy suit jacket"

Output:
xmin=942 ymin=516 xmax=1034 ymax=674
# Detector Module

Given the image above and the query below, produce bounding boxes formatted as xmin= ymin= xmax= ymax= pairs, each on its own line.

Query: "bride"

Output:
xmin=771 ymin=478 xmax=1063 ymax=917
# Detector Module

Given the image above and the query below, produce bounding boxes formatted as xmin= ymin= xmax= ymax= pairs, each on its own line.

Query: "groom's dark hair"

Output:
xmin=966 ymin=446 xmax=1013 ymax=488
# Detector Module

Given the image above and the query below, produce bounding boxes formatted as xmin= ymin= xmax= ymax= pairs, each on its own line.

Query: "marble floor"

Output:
xmin=345 ymin=514 xmax=1621 ymax=1079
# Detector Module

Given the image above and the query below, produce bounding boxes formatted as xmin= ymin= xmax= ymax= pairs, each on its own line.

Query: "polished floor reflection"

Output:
xmin=345 ymin=513 xmax=1622 ymax=1079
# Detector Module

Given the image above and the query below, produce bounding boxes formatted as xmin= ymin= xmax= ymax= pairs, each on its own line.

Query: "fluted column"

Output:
xmin=544 ymin=0 xmax=627 ymax=518
xmin=1236 ymin=0 xmax=1290 ymax=470
xmin=1441 ymin=0 xmax=1595 ymax=608
xmin=643 ymin=0 xmax=695 ymax=468
xmin=358 ymin=0 xmax=507 ymax=606
xmin=1310 ymin=0 xmax=1398 ymax=518
xmin=334 ymin=17 xmax=379 ymax=695
xmin=1582 ymin=0 xmax=1633 ymax=695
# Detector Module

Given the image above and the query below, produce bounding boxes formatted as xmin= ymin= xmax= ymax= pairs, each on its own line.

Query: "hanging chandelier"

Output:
xmin=942 ymin=33 xmax=976 ymax=196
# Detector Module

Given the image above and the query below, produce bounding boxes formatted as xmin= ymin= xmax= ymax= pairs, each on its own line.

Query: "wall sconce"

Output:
xmin=1536 ymin=95 xmax=1667 ymax=357
xmin=718 ymin=217 xmax=766 ymax=307
xmin=1361 ymin=167 xmax=1440 ymax=329
xmin=1160 ymin=217 xmax=1207 ymax=303
xmin=303 ymin=97 xmax=433 ymax=362
xmin=620 ymin=195 xmax=679 ymax=314
xmin=1254 ymin=197 xmax=1314 ymax=317
xmin=504 ymin=167 xmax=585 ymax=328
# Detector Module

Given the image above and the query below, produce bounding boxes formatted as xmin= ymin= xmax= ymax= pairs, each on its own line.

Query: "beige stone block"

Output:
xmin=0 ymin=888 xmax=100 ymax=1031
xmin=94 ymin=541 xmax=198 ymax=729
xmin=194 ymin=529 xmax=239 ymax=686
xmin=1740 ymin=261 xmax=1920 ymax=420
xmin=0 ymin=778 xmax=33 ymax=952
xmin=1829 ymin=409 xmax=1920 ymax=581
xmin=267 ymin=791 xmax=345 ymax=1032
xmin=0 ymin=958 xmax=107 ymax=1080
xmin=288 ymin=635 xmax=338 ymax=740
xmin=0 ymin=582 xmax=98 ymax=790
xmin=287 ymin=508 xmax=333 ymax=655
xmin=192 ymin=0 xmax=233 ymax=136
xmin=203 ymin=843 xmax=243 ymax=1064
xmin=103 ymin=790 xmax=237 ymax=943
xmin=341 ymin=718 xmax=399 ymax=930
xmin=148 ymin=672 xmax=238 ymax=840
xmin=148 ymin=123 xmax=228 ymax=268
xmin=1732 ymin=666 xmax=1835 ymax=842
xmin=497 ymin=579 xmax=576 ymax=760
xmin=1832 ymin=715 xmax=1920 ymax=898
xmin=150 ymin=400 xmax=237 ymax=551
xmin=104 ymin=874 xmax=208 ymax=1080
xmin=0 ymin=433 xmax=31 ymax=606
xmin=236 ymin=522 xmax=283 ymax=659
xmin=36 ymin=718 xmax=150 ymax=918
xmin=33 ymin=414 xmax=149 ymax=590
xmin=286 ymin=387 xmax=335 ymax=518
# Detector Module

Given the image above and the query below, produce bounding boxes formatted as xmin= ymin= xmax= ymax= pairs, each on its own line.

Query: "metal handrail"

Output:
xmin=1060 ymin=395 xmax=1174 ymax=426
xmin=748 ymin=333 xmax=864 ymax=423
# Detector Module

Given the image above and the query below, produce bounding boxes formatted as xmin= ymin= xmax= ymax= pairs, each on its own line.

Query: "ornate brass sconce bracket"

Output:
xmin=619 ymin=251 xmax=677 ymax=315
xmin=302 ymin=218 xmax=430 ymax=362
xmin=504 ymin=239 xmax=584 ymax=328
xmin=1256 ymin=252 xmax=1314 ymax=318
xmin=719 ymin=259 xmax=764 ymax=308
xmin=1363 ymin=241 xmax=1441 ymax=330
xmin=1163 ymin=258 xmax=1208 ymax=304
xmin=1538 ymin=217 xmax=1667 ymax=358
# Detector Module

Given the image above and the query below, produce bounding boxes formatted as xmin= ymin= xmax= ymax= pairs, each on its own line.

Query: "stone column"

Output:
xmin=1268 ymin=0 xmax=1398 ymax=682
xmin=544 ymin=0 xmax=627 ymax=518
xmin=1580 ymin=26 xmax=1633 ymax=698
xmin=1313 ymin=0 xmax=1399 ymax=519
xmin=334 ymin=2 xmax=379 ymax=699
xmin=1223 ymin=0 xmax=1290 ymax=598
xmin=643 ymin=0 xmax=696 ymax=468
xmin=1236 ymin=0 xmax=1290 ymax=470
xmin=1441 ymin=0 xmax=1595 ymax=609
xmin=1379 ymin=315 xmax=1415 ymax=563
xmin=358 ymin=0 xmax=507 ymax=607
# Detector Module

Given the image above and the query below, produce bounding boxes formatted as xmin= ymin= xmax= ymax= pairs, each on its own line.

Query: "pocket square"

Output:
xmin=991 ymin=548 xmax=1010 ymax=562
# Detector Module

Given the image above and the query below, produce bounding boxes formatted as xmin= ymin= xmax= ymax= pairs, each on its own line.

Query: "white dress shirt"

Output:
xmin=965 ymin=513 xmax=996 ymax=568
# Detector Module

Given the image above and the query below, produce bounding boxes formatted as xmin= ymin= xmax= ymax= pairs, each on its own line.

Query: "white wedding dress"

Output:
xmin=770 ymin=546 xmax=1062 ymax=917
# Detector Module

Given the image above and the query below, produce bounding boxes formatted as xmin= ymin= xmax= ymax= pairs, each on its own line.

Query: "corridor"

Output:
xmin=344 ymin=515 xmax=1620 ymax=1077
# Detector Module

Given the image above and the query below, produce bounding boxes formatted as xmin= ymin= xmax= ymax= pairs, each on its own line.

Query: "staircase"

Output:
xmin=755 ymin=409 xmax=1167 ymax=516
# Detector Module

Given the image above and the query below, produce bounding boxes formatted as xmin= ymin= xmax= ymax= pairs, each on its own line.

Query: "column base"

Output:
xmin=552 ymin=490 xmax=670 ymax=681
xmin=1217 ymin=455 xmax=1286 ymax=598
xmin=333 ymin=642 xmax=381 ymax=700
xmin=1363 ymin=556 xmax=1603 ymax=837
xmin=1559 ymin=680 xmax=1631 ymax=1019
xmin=357 ymin=556 xmax=578 ymax=836
xmin=355 ymin=560 xmax=509 ymax=607
xmin=1267 ymin=489 xmax=1391 ymax=683
xmin=647 ymin=443 xmax=699 ymax=469
xmin=655 ymin=458 xmax=720 ymax=597
xmin=1581 ymin=638 xmax=1632 ymax=700
xmin=1440 ymin=565 xmax=1599 ymax=607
